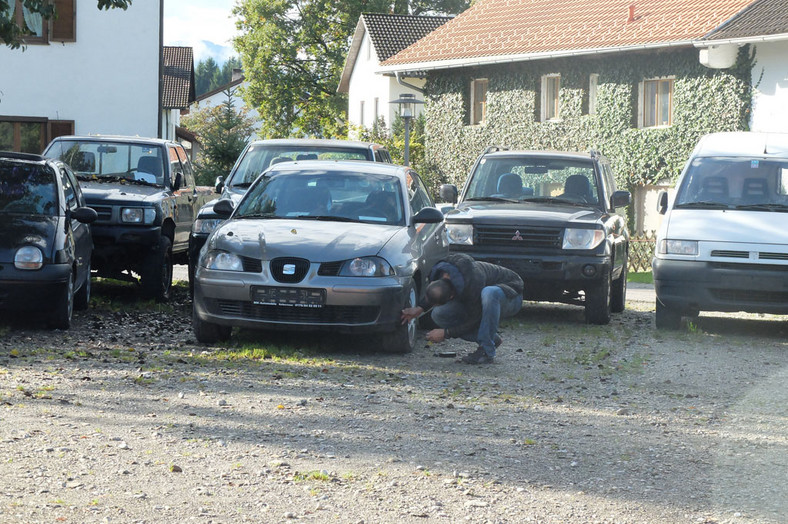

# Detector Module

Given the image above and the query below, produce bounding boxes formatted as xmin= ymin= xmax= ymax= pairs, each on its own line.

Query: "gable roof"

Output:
xmin=380 ymin=0 xmax=755 ymax=73
xmin=162 ymin=46 xmax=196 ymax=109
xmin=338 ymin=13 xmax=452 ymax=92
xmin=703 ymin=0 xmax=788 ymax=41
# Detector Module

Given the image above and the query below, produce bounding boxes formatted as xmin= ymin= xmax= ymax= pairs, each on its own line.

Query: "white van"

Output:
xmin=653 ymin=131 xmax=788 ymax=329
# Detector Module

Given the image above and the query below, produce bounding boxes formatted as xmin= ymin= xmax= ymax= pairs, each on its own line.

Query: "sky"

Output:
xmin=164 ymin=0 xmax=240 ymax=65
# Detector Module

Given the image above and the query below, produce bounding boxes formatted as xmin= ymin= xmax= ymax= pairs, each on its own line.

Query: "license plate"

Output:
xmin=251 ymin=286 xmax=325 ymax=308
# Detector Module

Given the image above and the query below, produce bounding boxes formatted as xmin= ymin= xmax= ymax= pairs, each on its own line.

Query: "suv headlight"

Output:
xmin=446 ymin=224 xmax=474 ymax=245
xmin=563 ymin=228 xmax=604 ymax=250
xmin=14 ymin=246 xmax=43 ymax=270
xmin=658 ymin=239 xmax=698 ymax=256
xmin=193 ymin=217 xmax=224 ymax=235
xmin=339 ymin=256 xmax=394 ymax=277
xmin=202 ymin=250 xmax=243 ymax=271
xmin=121 ymin=207 xmax=156 ymax=224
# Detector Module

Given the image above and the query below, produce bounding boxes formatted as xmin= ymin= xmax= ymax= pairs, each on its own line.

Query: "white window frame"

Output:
xmin=638 ymin=77 xmax=675 ymax=128
xmin=470 ymin=78 xmax=488 ymax=125
xmin=588 ymin=74 xmax=599 ymax=115
xmin=541 ymin=74 xmax=561 ymax=122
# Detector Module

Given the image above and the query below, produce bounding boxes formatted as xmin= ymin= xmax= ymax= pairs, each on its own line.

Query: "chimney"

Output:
xmin=628 ymin=4 xmax=636 ymax=23
xmin=231 ymin=68 xmax=243 ymax=82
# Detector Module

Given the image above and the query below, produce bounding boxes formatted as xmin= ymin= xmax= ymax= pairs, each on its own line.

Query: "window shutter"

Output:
xmin=51 ymin=0 xmax=75 ymax=42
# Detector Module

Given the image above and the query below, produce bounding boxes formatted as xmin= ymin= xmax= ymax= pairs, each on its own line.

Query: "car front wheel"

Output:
xmin=74 ymin=260 xmax=91 ymax=311
xmin=655 ymin=299 xmax=682 ymax=330
xmin=192 ymin=304 xmax=232 ymax=344
xmin=380 ymin=281 xmax=417 ymax=354
xmin=141 ymin=236 xmax=173 ymax=302
xmin=50 ymin=271 xmax=74 ymax=330
xmin=611 ymin=256 xmax=628 ymax=313
xmin=585 ymin=267 xmax=611 ymax=325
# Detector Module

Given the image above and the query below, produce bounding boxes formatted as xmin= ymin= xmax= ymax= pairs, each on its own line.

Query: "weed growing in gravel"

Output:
xmin=293 ymin=470 xmax=331 ymax=482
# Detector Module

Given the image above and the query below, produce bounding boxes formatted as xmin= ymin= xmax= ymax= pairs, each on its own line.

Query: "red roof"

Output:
xmin=382 ymin=0 xmax=755 ymax=69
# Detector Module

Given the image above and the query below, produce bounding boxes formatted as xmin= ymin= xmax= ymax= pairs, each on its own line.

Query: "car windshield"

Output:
xmin=46 ymin=139 xmax=165 ymax=187
xmin=235 ymin=169 xmax=404 ymax=225
xmin=674 ymin=157 xmax=788 ymax=210
xmin=0 ymin=162 xmax=58 ymax=215
xmin=465 ymin=156 xmax=600 ymax=205
xmin=227 ymin=144 xmax=372 ymax=188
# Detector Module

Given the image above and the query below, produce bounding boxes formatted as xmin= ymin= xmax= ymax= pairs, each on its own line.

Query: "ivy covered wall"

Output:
xmin=423 ymin=47 xmax=753 ymax=191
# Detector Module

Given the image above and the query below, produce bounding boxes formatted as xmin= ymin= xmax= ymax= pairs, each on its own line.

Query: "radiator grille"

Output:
xmin=475 ymin=225 xmax=562 ymax=248
xmin=214 ymin=300 xmax=378 ymax=324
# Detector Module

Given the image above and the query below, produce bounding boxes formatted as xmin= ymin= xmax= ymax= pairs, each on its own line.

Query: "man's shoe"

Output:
xmin=461 ymin=347 xmax=494 ymax=364
xmin=494 ymin=335 xmax=502 ymax=348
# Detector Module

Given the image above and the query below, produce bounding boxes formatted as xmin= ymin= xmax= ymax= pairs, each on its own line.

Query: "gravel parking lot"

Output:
xmin=0 ymin=272 xmax=786 ymax=523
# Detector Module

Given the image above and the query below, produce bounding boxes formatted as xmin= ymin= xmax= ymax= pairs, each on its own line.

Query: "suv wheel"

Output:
xmin=611 ymin=255 xmax=628 ymax=313
xmin=141 ymin=237 xmax=173 ymax=302
xmin=380 ymin=280 xmax=417 ymax=353
xmin=192 ymin=304 xmax=232 ymax=343
xmin=655 ymin=299 xmax=682 ymax=330
xmin=585 ymin=267 xmax=611 ymax=325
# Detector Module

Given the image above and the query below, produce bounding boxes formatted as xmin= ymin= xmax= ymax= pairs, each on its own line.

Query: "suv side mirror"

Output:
xmin=215 ymin=175 xmax=224 ymax=193
xmin=610 ymin=190 xmax=631 ymax=209
xmin=412 ymin=207 xmax=444 ymax=224
xmin=657 ymin=190 xmax=669 ymax=215
xmin=213 ymin=198 xmax=235 ymax=218
xmin=439 ymin=184 xmax=458 ymax=204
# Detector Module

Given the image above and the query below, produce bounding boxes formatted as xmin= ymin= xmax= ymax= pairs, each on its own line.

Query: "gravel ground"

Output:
xmin=0 ymin=272 xmax=786 ymax=524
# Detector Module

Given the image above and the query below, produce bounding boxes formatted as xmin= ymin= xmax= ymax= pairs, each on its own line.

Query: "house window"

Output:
xmin=6 ymin=0 xmax=75 ymax=44
xmin=0 ymin=118 xmax=74 ymax=153
xmin=541 ymin=75 xmax=560 ymax=121
xmin=470 ymin=78 xmax=488 ymax=125
xmin=641 ymin=78 xmax=674 ymax=128
xmin=588 ymin=74 xmax=599 ymax=115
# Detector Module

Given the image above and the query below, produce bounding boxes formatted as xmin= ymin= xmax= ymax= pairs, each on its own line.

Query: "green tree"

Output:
xmin=233 ymin=0 xmax=468 ymax=139
xmin=195 ymin=57 xmax=220 ymax=97
xmin=1 ymin=0 xmax=131 ymax=48
xmin=181 ymin=89 xmax=257 ymax=186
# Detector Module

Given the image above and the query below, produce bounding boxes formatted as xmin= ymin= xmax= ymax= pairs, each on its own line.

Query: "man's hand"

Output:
xmin=401 ymin=306 xmax=424 ymax=324
xmin=426 ymin=328 xmax=446 ymax=343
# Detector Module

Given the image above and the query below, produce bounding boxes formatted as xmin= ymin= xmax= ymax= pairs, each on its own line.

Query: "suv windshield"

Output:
xmin=466 ymin=156 xmax=600 ymax=204
xmin=46 ymin=139 xmax=165 ymax=187
xmin=675 ymin=157 xmax=788 ymax=210
xmin=228 ymin=144 xmax=372 ymax=188
xmin=0 ymin=162 xmax=57 ymax=215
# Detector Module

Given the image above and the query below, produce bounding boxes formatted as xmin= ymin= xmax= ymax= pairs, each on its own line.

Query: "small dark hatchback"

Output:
xmin=0 ymin=152 xmax=97 ymax=329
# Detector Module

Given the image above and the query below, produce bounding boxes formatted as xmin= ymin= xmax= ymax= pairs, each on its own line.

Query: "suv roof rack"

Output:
xmin=482 ymin=145 xmax=509 ymax=155
xmin=588 ymin=149 xmax=601 ymax=159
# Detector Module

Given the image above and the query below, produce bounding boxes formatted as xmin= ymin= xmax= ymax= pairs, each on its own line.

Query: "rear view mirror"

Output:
xmin=610 ymin=190 xmax=631 ymax=209
xmin=215 ymin=175 xmax=224 ymax=193
xmin=657 ymin=190 xmax=669 ymax=215
xmin=213 ymin=198 xmax=235 ymax=218
xmin=96 ymin=145 xmax=117 ymax=154
xmin=412 ymin=207 xmax=444 ymax=224
xmin=73 ymin=206 xmax=98 ymax=224
xmin=439 ymin=184 xmax=458 ymax=204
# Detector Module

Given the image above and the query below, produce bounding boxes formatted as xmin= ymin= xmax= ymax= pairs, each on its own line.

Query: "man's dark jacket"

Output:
xmin=419 ymin=253 xmax=524 ymax=338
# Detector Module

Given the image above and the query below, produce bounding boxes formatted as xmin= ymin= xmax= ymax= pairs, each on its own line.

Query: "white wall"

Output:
xmin=191 ymin=84 xmax=262 ymax=139
xmin=0 ymin=0 xmax=161 ymax=138
xmin=750 ymin=40 xmax=788 ymax=133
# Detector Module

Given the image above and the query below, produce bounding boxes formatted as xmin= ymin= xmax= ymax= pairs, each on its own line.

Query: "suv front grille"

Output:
xmin=475 ymin=225 xmax=562 ymax=248
xmin=91 ymin=205 xmax=113 ymax=222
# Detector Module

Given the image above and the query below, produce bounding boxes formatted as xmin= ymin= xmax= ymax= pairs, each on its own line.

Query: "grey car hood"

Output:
xmin=209 ymin=219 xmax=400 ymax=261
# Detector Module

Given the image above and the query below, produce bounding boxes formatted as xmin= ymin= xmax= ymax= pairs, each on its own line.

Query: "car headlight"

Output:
xmin=121 ymin=207 xmax=156 ymax=224
xmin=15 ymin=246 xmax=43 ymax=270
xmin=563 ymin=228 xmax=605 ymax=250
xmin=339 ymin=256 xmax=394 ymax=277
xmin=202 ymin=250 xmax=244 ymax=271
xmin=192 ymin=217 xmax=224 ymax=235
xmin=659 ymin=239 xmax=698 ymax=256
xmin=446 ymin=224 xmax=474 ymax=245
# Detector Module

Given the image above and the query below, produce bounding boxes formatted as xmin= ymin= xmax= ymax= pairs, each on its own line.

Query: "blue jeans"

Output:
xmin=431 ymin=286 xmax=523 ymax=357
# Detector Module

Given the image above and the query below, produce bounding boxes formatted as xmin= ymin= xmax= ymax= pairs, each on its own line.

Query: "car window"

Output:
xmin=466 ymin=156 xmax=599 ymax=204
xmin=0 ymin=162 xmax=58 ymax=215
xmin=174 ymin=145 xmax=195 ymax=187
xmin=406 ymin=171 xmax=433 ymax=214
xmin=169 ymin=146 xmax=188 ymax=189
xmin=59 ymin=166 xmax=78 ymax=211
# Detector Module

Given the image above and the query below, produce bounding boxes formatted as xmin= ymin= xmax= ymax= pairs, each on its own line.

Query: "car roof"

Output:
xmin=693 ymin=132 xmax=788 ymax=158
xmin=248 ymin=138 xmax=386 ymax=149
xmin=265 ymin=159 xmax=407 ymax=177
xmin=0 ymin=151 xmax=48 ymax=163
xmin=50 ymin=135 xmax=177 ymax=146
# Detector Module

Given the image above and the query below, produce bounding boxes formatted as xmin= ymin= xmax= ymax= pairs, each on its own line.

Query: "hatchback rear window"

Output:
xmin=0 ymin=162 xmax=57 ymax=215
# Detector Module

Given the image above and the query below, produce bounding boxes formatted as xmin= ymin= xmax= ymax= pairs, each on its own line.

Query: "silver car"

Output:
xmin=192 ymin=160 xmax=447 ymax=353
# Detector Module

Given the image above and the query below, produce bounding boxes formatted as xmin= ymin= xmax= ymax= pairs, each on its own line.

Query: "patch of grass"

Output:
xmin=628 ymin=271 xmax=653 ymax=284
xmin=293 ymin=470 xmax=331 ymax=482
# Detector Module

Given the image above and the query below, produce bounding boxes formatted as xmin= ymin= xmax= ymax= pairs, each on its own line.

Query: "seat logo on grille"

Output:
xmin=283 ymin=264 xmax=296 ymax=275
xmin=512 ymin=230 xmax=524 ymax=241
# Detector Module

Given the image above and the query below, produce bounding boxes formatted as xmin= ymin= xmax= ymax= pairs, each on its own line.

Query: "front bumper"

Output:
xmin=193 ymin=266 xmax=409 ymax=334
xmin=0 ymin=263 xmax=71 ymax=310
xmin=653 ymin=258 xmax=788 ymax=315
xmin=91 ymin=225 xmax=162 ymax=267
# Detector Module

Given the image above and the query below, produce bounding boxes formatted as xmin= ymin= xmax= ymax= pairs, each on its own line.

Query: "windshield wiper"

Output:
xmin=236 ymin=213 xmax=282 ymax=219
xmin=230 ymin=182 xmax=254 ymax=189
xmin=466 ymin=196 xmax=518 ymax=203
xmin=734 ymin=203 xmax=788 ymax=212
xmin=675 ymin=201 xmax=731 ymax=209
xmin=123 ymin=177 xmax=158 ymax=187
xmin=292 ymin=215 xmax=357 ymax=222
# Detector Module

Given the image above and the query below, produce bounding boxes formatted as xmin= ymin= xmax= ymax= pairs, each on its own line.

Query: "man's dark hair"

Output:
xmin=426 ymin=279 xmax=455 ymax=306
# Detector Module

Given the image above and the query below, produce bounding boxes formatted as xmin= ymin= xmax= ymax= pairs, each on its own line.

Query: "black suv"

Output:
xmin=440 ymin=147 xmax=630 ymax=324
xmin=44 ymin=136 xmax=216 ymax=301
xmin=188 ymin=139 xmax=392 ymax=290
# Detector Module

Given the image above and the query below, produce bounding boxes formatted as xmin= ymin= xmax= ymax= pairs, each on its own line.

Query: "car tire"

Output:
xmin=74 ymin=261 xmax=91 ymax=311
xmin=611 ymin=256 xmax=627 ymax=314
xmin=141 ymin=236 xmax=173 ymax=302
xmin=380 ymin=281 xmax=417 ymax=354
xmin=192 ymin=303 xmax=232 ymax=344
xmin=49 ymin=271 xmax=74 ymax=330
xmin=585 ymin=267 xmax=611 ymax=325
xmin=655 ymin=299 xmax=682 ymax=330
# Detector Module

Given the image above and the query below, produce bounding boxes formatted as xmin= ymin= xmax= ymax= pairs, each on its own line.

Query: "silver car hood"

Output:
xmin=209 ymin=219 xmax=401 ymax=261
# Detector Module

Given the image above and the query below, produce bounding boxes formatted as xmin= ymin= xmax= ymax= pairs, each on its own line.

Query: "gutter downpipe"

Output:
xmin=396 ymin=72 xmax=425 ymax=94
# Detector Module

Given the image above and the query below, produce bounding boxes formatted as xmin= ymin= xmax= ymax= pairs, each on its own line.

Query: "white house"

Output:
xmin=338 ymin=13 xmax=451 ymax=133
xmin=0 ymin=0 xmax=167 ymax=153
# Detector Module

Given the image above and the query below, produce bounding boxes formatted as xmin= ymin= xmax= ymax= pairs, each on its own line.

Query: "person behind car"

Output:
xmin=400 ymin=253 xmax=524 ymax=364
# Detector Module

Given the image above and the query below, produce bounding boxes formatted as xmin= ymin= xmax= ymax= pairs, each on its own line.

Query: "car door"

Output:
xmin=168 ymin=145 xmax=195 ymax=251
xmin=59 ymin=165 xmax=92 ymax=281
xmin=406 ymin=170 xmax=447 ymax=291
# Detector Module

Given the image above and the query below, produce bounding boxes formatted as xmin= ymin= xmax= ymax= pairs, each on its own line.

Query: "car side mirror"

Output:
xmin=610 ymin=190 xmax=631 ymax=209
xmin=439 ymin=184 xmax=458 ymax=204
xmin=73 ymin=206 xmax=98 ymax=224
xmin=215 ymin=175 xmax=224 ymax=193
xmin=412 ymin=207 xmax=444 ymax=224
xmin=172 ymin=173 xmax=183 ymax=192
xmin=213 ymin=198 xmax=235 ymax=218
xmin=657 ymin=190 xmax=669 ymax=215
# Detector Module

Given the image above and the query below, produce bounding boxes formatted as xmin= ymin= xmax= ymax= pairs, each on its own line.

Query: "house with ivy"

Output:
xmin=378 ymin=0 xmax=786 ymax=234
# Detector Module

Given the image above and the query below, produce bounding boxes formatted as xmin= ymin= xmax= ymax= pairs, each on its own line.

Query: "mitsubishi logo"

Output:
xmin=512 ymin=230 xmax=524 ymax=241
